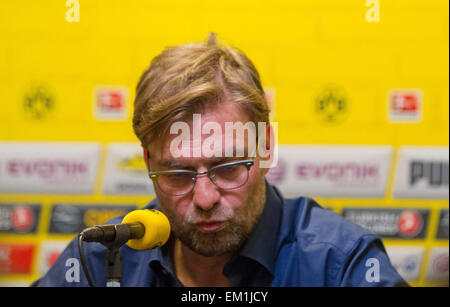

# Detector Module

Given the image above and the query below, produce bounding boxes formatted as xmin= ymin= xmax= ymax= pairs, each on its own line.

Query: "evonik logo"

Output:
xmin=295 ymin=162 xmax=379 ymax=184
xmin=7 ymin=160 xmax=88 ymax=179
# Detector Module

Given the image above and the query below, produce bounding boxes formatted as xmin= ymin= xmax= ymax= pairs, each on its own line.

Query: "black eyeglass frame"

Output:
xmin=148 ymin=159 xmax=255 ymax=196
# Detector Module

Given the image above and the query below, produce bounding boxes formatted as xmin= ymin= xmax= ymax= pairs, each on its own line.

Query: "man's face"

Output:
xmin=146 ymin=101 xmax=268 ymax=257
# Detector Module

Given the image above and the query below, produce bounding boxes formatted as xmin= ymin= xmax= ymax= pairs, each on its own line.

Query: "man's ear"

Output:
xmin=259 ymin=122 xmax=278 ymax=175
xmin=265 ymin=123 xmax=272 ymax=151
xmin=143 ymin=147 xmax=149 ymax=169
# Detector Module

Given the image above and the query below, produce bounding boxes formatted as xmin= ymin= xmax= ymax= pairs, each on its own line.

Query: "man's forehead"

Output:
xmin=156 ymin=155 xmax=249 ymax=169
xmin=149 ymin=141 xmax=252 ymax=162
xmin=147 ymin=102 xmax=257 ymax=162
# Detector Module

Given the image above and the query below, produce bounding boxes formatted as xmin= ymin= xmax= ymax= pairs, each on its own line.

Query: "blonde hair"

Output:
xmin=133 ymin=33 xmax=269 ymax=148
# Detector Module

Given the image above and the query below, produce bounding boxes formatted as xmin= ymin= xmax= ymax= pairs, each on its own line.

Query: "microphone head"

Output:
xmin=122 ymin=209 xmax=171 ymax=250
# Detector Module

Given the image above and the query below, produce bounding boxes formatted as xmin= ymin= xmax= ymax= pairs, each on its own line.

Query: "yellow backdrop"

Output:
xmin=0 ymin=0 xmax=448 ymax=286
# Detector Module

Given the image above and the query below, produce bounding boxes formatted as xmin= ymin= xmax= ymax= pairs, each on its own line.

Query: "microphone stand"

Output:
xmin=101 ymin=224 xmax=131 ymax=287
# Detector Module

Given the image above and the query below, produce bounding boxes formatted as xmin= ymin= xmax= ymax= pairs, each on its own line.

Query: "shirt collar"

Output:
xmin=232 ymin=180 xmax=283 ymax=275
xmin=144 ymin=179 xmax=283 ymax=277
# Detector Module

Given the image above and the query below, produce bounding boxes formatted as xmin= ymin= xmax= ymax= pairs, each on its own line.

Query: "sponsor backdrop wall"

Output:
xmin=0 ymin=0 xmax=448 ymax=286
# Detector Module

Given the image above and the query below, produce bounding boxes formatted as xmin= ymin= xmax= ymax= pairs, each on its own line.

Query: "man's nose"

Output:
xmin=192 ymin=174 xmax=220 ymax=211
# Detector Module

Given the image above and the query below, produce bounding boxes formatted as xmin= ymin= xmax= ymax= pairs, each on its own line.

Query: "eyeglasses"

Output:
xmin=148 ymin=160 xmax=254 ymax=196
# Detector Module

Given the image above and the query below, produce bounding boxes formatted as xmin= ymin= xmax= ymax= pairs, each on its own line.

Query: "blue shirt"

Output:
xmin=32 ymin=182 xmax=408 ymax=287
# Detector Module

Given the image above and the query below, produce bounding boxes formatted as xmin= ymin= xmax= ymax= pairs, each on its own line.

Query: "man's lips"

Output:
xmin=195 ymin=220 xmax=227 ymax=232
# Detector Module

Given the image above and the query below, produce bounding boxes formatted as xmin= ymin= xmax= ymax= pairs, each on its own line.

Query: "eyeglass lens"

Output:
xmin=156 ymin=163 xmax=250 ymax=196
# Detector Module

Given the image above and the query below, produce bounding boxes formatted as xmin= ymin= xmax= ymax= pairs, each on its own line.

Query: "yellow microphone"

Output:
xmin=78 ymin=209 xmax=171 ymax=287
xmin=122 ymin=209 xmax=171 ymax=250
xmin=80 ymin=209 xmax=171 ymax=250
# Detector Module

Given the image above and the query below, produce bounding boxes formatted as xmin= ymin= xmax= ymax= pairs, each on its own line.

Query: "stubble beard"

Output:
xmin=158 ymin=175 xmax=267 ymax=257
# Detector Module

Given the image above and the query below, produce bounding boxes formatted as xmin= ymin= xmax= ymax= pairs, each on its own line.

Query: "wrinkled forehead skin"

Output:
xmin=147 ymin=101 xmax=258 ymax=167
